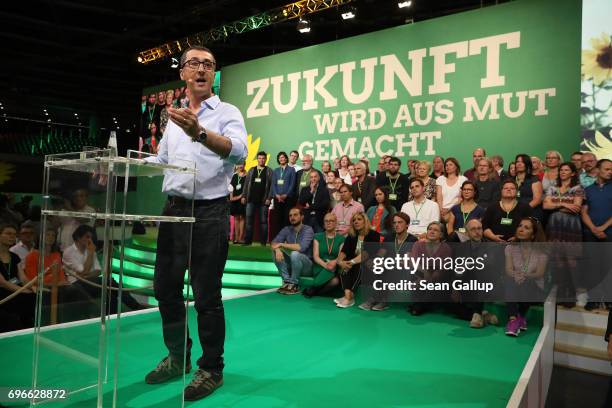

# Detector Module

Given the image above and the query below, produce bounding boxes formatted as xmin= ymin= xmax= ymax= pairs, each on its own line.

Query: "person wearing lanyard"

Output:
xmin=504 ymin=217 xmax=548 ymax=337
xmin=242 ymin=151 xmax=273 ymax=246
xmin=298 ymin=170 xmax=330 ymax=233
xmin=447 ymin=180 xmax=485 ymax=241
xmin=143 ymin=46 xmax=248 ymax=402
xmin=366 ymin=187 xmax=396 ymax=236
xmin=229 ymin=163 xmax=247 ymax=244
xmin=400 ymin=178 xmax=440 ymax=240
xmin=271 ymin=207 xmax=315 ymax=295
xmin=331 ymin=184 xmax=365 ymax=236
xmin=473 ymin=158 xmax=501 ymax=211
xmin=408 ymin=160 xmax=437 ymax=202
xmin=303 ymin=212 xmax=346 ymax=298
xmin=272 ymin=151 xmax=296 ymax=231
xmin=375 ymin=156 xmax=409 ymax=211
xmin=293 ymin=154 xmax=322 ymax=205
xmin=482 ymin=180 xmax=533 ymax=242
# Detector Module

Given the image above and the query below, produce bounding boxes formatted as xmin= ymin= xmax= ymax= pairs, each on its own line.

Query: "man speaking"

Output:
xmin=144 ymin=46 xmax=247 ymax=402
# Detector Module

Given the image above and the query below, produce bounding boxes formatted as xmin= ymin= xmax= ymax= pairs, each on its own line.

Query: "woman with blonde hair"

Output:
xmin=335 ymin=212 xmax=382 ymax=308
xmin=409 ymin=160 xmax=437 ymax=201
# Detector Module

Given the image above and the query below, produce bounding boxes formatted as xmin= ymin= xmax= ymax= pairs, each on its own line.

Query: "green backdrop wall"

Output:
xmin=221 ymin=0 xmax=581 ymax=171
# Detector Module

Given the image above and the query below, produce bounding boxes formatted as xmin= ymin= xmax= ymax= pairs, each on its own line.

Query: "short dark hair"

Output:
xmin=257 ymin=151 xmax=267 ymax=158
xmin=597 ymin=158 xmax=611 ymax=168
xmin=180 ymin=46 xmax=215 ymax=68
xmin=502 ymin=178 xmax=518 ymax=189
xmin=72 ymin=224 xmax=95 ymax=242
xmin=0 ymin=223 xmax=17 ymax=235
xmin=339 ymin=184 xmax=353 ymax=193
xmin=277 ymin=151 xmax=288 ymax=164
xmin=393 ymin=212 xmax=411 ymax=225
xmin=289 ymin=207 xmax=304 ymax=216
xmin=571 ymin=151 xmax=583 ymax=157
xmin=461 ymin=180 xmax=479 ymax=200
xmin=410 ymin=178 xmax=424 ymax=187
xmin=388 ymin=157 xmax=401 ymax=166
xmin=290 ymin=150 xmax=299 ymax=156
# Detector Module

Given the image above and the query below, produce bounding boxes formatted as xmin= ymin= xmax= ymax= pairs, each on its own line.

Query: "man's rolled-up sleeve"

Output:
xmin=222 ymin=106 xmax=248 ymax=164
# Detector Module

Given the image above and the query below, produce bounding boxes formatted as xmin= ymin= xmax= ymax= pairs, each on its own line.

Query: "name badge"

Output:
xmin=516 ymin=191 xmax=521 ymax=198
xmin=389 ymin=193 xmax=397 ymax=201
xmin=277 ymin=179 xmax=284 ymax=185
xmin=236 ymin=184 xmax=241 ymax=189
xmin=339 ymin=221 xmax=347 ymax=225
xmin=254 ymin=178 xmax=262 ymax=183
xmin=458 ymin=228 xmax=466 ymax=233
xmin=411 ymin=220 xmax=420 ymax=225
xmin=310 ymin=211 xmax=316 ymax=215
xmin=357 ymin=197 xmax=362 ymax=202
xmin=501 ymin=217 xmax=513 ymax=225
xmin=300 ymin=181 xmax=307 ymax=187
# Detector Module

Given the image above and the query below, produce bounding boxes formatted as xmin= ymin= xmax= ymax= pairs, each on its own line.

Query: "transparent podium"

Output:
xmin=30 ymin=149 xmax=195 ymax=407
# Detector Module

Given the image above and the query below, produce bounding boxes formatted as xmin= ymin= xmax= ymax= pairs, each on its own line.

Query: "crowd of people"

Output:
xmin=228 ymin=148 xmax=611 ymax=336
xmin=0 ymin=190 xmax=145 ymax=332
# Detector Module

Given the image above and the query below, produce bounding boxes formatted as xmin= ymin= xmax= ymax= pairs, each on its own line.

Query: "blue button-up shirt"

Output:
xmin=271 ymin=166 xmax=296 ymax=197
xmin=150 ymin=95 xmax=248 ymax=200
xmin=272 ymin=224 xmax=315 ymax=258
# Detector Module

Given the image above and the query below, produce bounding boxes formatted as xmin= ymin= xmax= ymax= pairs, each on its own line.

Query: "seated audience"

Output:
xmin=474 ymin=158 xmax=501 ymax=210
xmin=298 ymin=170 xmax=330 ymax=233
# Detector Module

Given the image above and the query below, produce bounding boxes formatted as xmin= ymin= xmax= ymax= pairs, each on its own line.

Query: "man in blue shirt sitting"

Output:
xmin=271 ymin=207 xmax=314 ymax=295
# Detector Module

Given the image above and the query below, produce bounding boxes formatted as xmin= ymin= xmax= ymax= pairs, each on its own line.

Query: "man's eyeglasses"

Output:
xmin=182 ymin=59 xmax=216 ymax=71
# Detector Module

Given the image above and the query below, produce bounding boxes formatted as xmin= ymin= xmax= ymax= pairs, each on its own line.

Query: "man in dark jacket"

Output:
xmin=242 ymin=151 xmax=273 ymax=245
xmin=298 ymin=170 xmax=330 ymax=233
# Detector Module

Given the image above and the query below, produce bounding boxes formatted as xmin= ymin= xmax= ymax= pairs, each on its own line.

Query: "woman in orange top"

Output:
xmin=24 ymin=229 xmax=66 ymax=286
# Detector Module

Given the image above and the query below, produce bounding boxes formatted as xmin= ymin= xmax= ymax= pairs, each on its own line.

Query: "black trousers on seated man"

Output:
xmin=154 ymin=197 xmax=227 ymax=373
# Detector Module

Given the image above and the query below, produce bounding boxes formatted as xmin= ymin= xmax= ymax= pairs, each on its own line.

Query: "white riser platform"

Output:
xmin=554 ymin=307 xmax=610 ymax=376
xmin=554 ymin=351 xmax=612 ymax=376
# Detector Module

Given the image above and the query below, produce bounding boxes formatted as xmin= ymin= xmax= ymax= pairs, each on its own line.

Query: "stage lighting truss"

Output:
xmin=136 ymin=0 xmax=353 ymax=64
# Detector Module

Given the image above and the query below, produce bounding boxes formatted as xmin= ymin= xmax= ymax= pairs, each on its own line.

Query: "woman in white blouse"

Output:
xmin=435 ymin=157 xmax=467 ymax=222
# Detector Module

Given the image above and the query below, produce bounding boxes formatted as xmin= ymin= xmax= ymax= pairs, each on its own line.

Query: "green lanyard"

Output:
xmin=279 ymin=167 xmax=285 ymax=180
xmin=501 ymin=200 xmax=517 ymax=218
xmin=1 ymin=256 xmax=13 ymax=280
xmin=395 ymin=234 xmax=408 ymax=253
xmin=256 ymin=167 xmax=264 ymax=178
xmin=413 ymin=201 xmax=425 ymax=220
xmin=388 ymin=176 xmax=399 ymax=193
xmin=461 ymin=203 xmax=474 ymax=227
xmin=301 ymin=170 xmax=311 ymax=184
xmin=521 ymin=247 xmax=532 ymax=274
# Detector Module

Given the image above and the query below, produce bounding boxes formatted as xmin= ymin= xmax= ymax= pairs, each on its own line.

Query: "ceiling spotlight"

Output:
xmin=171 ymin=58 xmax=180 ymax=69
xmin=137 ymin=56 xmax=143 ymax=63
xmin=398 ymin=1 xmax=412 ymax=8
xmin=74 ymin=113 xmax=78 ymax=116
xmin=44 ymin=112 xmax=49 ymax=116
xmin=341 ymin=6 xmax=356 ymax=20
xmin=297 ymin=18 xmax=311 ymax=33
xmin=47 ymin=118 xmax=51 ymax=122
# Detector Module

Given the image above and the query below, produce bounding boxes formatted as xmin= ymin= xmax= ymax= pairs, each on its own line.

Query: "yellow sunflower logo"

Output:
xmin=245 ymin=134 xmax=269 ymax=170
xmin=582 ymin=33 xmax=612 ymax=85
xmin=0 ymin=162 xmax=16 ymax=185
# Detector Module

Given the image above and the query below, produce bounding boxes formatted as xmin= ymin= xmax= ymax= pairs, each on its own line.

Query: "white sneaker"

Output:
xmin=336 ymin=298 xmax=355 ymax=308
xmin=576 ymin=292 xmax=588 ymax=308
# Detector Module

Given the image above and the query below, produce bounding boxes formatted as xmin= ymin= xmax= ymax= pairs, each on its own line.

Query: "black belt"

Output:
xmin=167 ymin=195 xmax=227 ymax=207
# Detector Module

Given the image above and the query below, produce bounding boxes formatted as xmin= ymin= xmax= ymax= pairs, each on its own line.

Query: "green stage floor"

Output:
xmin=1 ymin=292 xmax=541 ymax=407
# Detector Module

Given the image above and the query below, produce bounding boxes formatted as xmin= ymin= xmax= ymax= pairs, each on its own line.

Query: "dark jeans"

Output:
xmin=275 ymin=200 xmax=291 ymax=230
xmin=154 ymin=197 xmax=228 ymax=372
xmin=245 ymin=202 xmax=269 ymax=244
